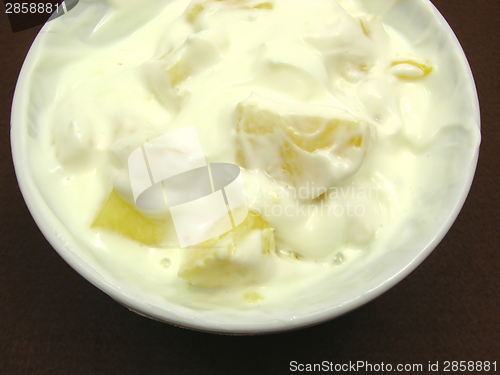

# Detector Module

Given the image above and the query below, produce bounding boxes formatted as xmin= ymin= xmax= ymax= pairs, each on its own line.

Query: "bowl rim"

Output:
xmin=10 ymin=0 xmax=481 ymax=334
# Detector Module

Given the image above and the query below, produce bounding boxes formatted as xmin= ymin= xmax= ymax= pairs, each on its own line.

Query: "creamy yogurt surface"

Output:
xmin=24 ymin=0 xmax=480 ymax=311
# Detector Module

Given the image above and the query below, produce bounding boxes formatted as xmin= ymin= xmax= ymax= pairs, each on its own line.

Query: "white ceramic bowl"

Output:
xmin=11 ymin=0 xmax=480 ymax=334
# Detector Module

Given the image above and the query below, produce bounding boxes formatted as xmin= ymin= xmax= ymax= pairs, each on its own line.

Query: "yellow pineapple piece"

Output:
xmin=358 ymin=15 xmax=381 ymax=38
xmin=236 ymin=95 xmax=371 ymax=198
xmin=359 ymin=19 xmax=370 ymax=37
xmin=167 ymin=61 xmax=190 ymax=87
xmin=178 ymin=212 xmax=275 ymax=288
xmin=391 ymin=60 xmax=433 ymax=79
xmin=163 ymin=33 xmax=221 ymax=88
xmin=92 ymin=190 xmax=166 ymax=246
xmin=231 ymin=211 xmax=275 ymax=253
xmin=244 ymin=291 xmax=264 ymax=303
xmin=253 ymin=2 xmax=273 ymax=9
xmin=187 ymin=3 xmax=204 ymax=22
xmin=237 ymin=99 xmax=367 ymax=153
xmin=280 ymin=141 xmax=303 ymax=178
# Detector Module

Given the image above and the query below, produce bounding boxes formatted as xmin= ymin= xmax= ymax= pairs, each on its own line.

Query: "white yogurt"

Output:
xmin=25 ymin=0 xmax=480 ymax=309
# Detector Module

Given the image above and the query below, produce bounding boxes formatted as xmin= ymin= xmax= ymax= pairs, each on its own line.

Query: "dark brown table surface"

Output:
xmin=1 ymin=1 xmax=499 ymax=374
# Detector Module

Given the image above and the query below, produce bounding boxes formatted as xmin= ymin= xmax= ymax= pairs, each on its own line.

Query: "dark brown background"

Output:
xmin=1 ymin=1 xmax=499 ymax=374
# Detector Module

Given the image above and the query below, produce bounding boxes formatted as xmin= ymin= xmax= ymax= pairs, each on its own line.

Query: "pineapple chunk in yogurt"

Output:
xmin=178 ymin=211 xmax=275 ymax=288
xmin=236 ymin=94 xmax=373 ymax=199
xmin=92 ymin=190 xmax=168 ymax=246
